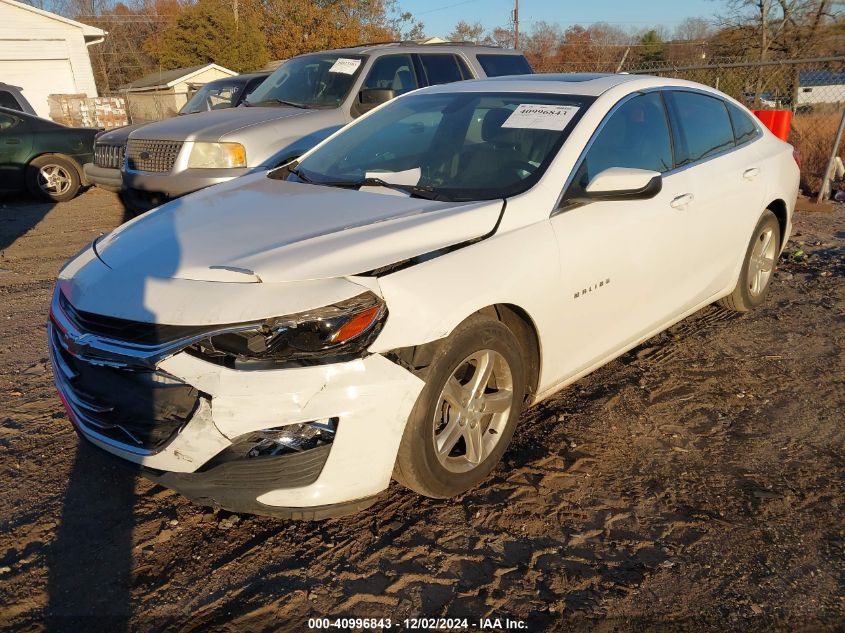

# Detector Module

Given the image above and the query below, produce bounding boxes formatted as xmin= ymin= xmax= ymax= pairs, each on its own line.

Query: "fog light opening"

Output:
xmin=245 ymin=418 xmax=338 ymax=458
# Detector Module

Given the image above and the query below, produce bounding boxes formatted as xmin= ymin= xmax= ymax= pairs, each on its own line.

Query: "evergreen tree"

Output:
xmin=148 ymin=0 xmax=269 ymax=72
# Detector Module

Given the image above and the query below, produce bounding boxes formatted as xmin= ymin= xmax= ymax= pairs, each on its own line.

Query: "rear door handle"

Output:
xmin=743 ymin=167 xmax=760 ymax=180
xmin=4 ymin=138 xmax=20 ymax=145
xmin=670 ymin=193 xmax=694 ymax=209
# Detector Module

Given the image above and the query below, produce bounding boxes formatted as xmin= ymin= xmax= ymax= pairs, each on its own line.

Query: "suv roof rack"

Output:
xmin=344 ymin=40 xmax=504 ymax=50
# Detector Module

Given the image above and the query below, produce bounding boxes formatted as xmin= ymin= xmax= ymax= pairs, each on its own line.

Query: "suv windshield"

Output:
xmin=290 ymin=91 xmax=593 ymax=201
xmin=246 ymin=54 xmax=367 ymax=109
xmin=180 ymin=80 xmax=247 ymax=114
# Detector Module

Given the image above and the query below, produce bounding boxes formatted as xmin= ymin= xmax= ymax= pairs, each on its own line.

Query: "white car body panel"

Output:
xmin=49 ymin=73 xmax=800 ymax=514
xmin=93 ymin=172 xmax=502 ymax=286
xmin=585 ymin=166 xmax=659 ymax=193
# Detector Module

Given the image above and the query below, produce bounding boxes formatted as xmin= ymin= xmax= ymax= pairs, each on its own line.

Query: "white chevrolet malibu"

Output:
xmin=49 ymin=74 xmax=799 ymax=519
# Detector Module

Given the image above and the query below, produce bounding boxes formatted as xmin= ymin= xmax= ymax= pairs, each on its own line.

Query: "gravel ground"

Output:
xmin=0 ymin=188 xmax=843 ymax=632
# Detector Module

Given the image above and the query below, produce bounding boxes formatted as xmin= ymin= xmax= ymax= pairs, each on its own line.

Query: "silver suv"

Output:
xmin=121 ymin=42 xmax=532 ymax=212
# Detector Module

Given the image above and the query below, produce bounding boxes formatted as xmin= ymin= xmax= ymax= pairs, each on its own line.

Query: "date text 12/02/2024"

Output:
xmin=307 ymin=617 xmax=528 ymax=630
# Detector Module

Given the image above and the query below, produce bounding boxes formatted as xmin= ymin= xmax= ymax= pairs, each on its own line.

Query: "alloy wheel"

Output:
xmin=432 ymin=349 xmax=514 ymax=473
xmin=748 ymin=225 xmax=777 ymax=296
xmin=37 ymin=164 xmax=73 ymax=197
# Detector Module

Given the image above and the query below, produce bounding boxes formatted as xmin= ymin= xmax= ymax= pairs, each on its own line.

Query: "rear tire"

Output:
xmin=394 ymin=315 xmax=527 ymax=498
xmin=26 ymin=155 xmax=81 ymax=202
xmin=719 ymin=209 xmax=781 ymax=312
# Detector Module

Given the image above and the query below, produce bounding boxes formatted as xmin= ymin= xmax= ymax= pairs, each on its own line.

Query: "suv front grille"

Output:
xmin=94 ymin=143 xmax=125 ymax=169
xmin=126 ymin=139 xmax=183 ymax=173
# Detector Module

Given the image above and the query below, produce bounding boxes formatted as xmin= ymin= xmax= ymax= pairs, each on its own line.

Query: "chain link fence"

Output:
xmin=534 ymin=56 xmax=845 ymax=195
xmin=102 ymin=90 xmax=192 ymax=125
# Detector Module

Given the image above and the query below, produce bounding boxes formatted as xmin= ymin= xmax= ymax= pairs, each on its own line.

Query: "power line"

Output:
xmin=415 ymin=0 xmax=485 ymax=16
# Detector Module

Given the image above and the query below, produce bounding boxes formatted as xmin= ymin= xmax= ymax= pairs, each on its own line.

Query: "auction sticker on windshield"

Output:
xmin=329 ymin=58 xmax=362 ymax=74
xmin=501 ymin=104 xmax=580 ymax=131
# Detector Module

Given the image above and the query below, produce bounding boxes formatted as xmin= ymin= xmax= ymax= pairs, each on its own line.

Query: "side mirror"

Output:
xmin=582 ymin=167 xmax=662 ymax=201
xmin=357 ymin=88 xmax=395 ymax=113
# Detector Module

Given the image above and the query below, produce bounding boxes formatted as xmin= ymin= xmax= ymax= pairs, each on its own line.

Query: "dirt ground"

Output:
xmin=0 ymin=187 xmax=842 ymax=632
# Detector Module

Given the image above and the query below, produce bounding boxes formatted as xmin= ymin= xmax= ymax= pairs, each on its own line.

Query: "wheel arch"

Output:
xmin=386 ymin=302 xmax=542 ymax=406
xmin=488 ymin=303 xmax=541 ymax=405
xmin=766 ymin=198 xmax=788 ymax=247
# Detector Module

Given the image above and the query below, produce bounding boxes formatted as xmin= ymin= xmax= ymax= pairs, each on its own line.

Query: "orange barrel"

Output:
xmin=753 ymin=109 xmax=793 ymax=141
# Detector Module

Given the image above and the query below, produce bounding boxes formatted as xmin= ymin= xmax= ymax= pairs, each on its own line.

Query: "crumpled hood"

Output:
xmin=94 ymin=172 xmax=503 ymax=284
xmin=128 ymin=106 xmax=318 ymax=142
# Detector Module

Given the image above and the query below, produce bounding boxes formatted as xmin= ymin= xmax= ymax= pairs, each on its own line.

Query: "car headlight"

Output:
xmin=189 ymin=292 xmax=386 ymax=365
xmin=187 ymin=142 xmax=247 ymax=168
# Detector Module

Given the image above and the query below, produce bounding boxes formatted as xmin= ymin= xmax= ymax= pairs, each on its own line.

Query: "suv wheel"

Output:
xmin=120 ymin=189 xmax=165 ymax=217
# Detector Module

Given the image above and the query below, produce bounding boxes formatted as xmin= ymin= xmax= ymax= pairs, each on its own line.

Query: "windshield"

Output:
xmin=180 ymin=80 xmax=247 ymax=114
xmin=246 ymin=54 xmax=367 ymax=109
xmin=290 ymin=91 xmax=594 ymax=201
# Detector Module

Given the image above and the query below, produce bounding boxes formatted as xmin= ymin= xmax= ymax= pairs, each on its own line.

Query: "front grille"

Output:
xmin=94 ymin=143 xmax=125 ymax=169
xmin=49 ymin=323 xmax=200 ymax=452
xmin=126 ymin=139 xmax=183 ymax=173
xmin=58 ymin=292 xmax=201 ymax=347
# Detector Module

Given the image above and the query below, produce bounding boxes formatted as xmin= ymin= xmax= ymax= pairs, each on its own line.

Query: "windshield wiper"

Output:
xmin=254 ymin=98 xmax=309 ymax=109
xmin=287 ymin=168 xmax=446 ymax=200
xmin=288 ymin=165 xmax=312 ymax=182
xmin=353 ymin=177 xmax=444 ymax=200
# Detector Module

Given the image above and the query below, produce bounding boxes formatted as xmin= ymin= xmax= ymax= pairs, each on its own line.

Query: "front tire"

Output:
xmin=719 ymin=209 xmax=781 ymax=312
xmin=394 ymin=315 xmax=527 ymax=498
xmin=119 ymin=189 xmax=165 ymax=217
xmin=26 ymin=155 xmax=81 ymax=202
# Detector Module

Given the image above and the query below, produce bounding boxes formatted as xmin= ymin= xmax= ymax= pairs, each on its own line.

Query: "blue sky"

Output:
xmin=400 ymin=0 xmax=732 ymax=38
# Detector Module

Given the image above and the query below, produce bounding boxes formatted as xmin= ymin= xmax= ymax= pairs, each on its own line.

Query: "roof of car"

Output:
xmin=299 ymin=41 xmax=525 ymax=56
xmin=419 ymin=73 xmax=674 ymax=97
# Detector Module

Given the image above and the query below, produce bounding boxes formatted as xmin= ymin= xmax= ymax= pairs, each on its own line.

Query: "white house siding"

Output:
xmin=0 ymin=0 xmax=101 ymax=118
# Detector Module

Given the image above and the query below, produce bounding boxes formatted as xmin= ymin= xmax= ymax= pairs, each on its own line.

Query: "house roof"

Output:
xmin=1 ymin=0 xmax=105 ymax=41
xmin=120 ymin=63 xmax=237 ymax=91
xmin=800 ymin=70 xmax=845 ymax=87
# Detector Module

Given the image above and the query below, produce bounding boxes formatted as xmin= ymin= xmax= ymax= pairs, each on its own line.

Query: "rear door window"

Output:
xmin=418 ymin=54 xmax=464 ymax=86
xmin=0 ymin=90 xmax=21 ymax=111
xmin=363 ymin=54 xmax=418 ymax=95
xmin=476 ymin=54 xmax=533 ymax=77
xmin=727 ymin=102 xmax=760 ymax=145
xmin=666 ymin=91 xmax=736 ymax=165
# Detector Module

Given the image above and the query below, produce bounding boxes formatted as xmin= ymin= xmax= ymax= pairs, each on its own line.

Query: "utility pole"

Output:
xmin=513 ymin=0 xmax=519 ymax=49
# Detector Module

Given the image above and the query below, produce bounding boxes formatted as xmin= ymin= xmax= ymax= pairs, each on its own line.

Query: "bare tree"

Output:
xmin=674 ymin=16 xmax=714 ymax=41
xmin=447 ymin=20 xmax=485 ymax=43
xmin=718 ymin=0 xmax=840 ymax=59
xmin=718 ymin=0 xmax=840 ymax=107
xmin=521 ymin=21 xmax=562 ymax=70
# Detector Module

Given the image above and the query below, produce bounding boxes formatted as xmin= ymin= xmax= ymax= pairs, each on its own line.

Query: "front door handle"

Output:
xmin=743 ymin=167 xmax=760 ymax=180
xmin=670 ymin=193 xmax=694 ymax=209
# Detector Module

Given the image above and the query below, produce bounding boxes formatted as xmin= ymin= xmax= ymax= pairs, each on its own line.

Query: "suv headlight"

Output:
xmin=189 ymin=292 xmax=386 ymax=365
xmin=187 ymin=142 xmax=247 ymax=168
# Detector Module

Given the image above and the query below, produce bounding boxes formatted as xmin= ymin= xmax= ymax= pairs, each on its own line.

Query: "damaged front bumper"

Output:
xmin=48 ymin=289 xmax=425 ymax=518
